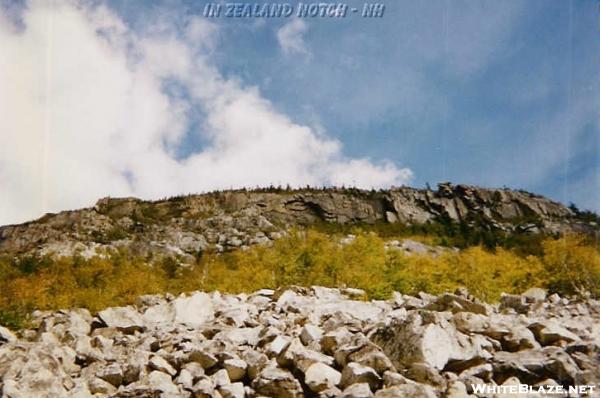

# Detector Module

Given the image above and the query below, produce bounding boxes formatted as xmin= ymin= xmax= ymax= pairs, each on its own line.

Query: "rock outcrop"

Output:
xmin=1 ymin=287 xmax=599 ymax=397
xmin=0 ymin=184 xmax=594 ymax=261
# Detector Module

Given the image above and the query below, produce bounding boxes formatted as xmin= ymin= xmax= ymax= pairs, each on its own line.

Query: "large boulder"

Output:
xmin=373 ymin=384 xmax=437 ymax=398
xmin=0 ymin=326 xmax=16 ymax=344
xmin=147 ymin=370 xmax=180 ymax=394
xmin=304 ymin=362 xmax=342 ymax=393
xmin=224 ymin=358 xmax=248 ymax=382
xmin=172 ymin=292 xmax=215 ymax=327
xmin=252 ymin=367 xmax=304 ymax=398
xmin=97 ymin=306 xmax=145 ymax=334
xmin=341 ymin=383 xmax=374 ymax=398
xmin=527 ymin=320 xmax=579 ymax=346
xmin=425 ymin=293 xmax=490 ymax=315
xmin=371 ymin=312 xmax=489 ymax=371
xmin=220 ymin=382 xmax=246 ymax=398
xmin=502 ymin=326 xmax=540 ymax=352
xmin=373 ymin=320 xmax=452 ymax=370
xmin=492 ymin=347 xmax=584 ymax=385
xmin=340 ymin=362 xmax=382 ymax=391
xmin=278 ymin=338 xmax=334 ymax=372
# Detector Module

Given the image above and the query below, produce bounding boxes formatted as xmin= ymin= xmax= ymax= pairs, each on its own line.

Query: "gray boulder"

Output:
xmin=304 ymin=362 xmax=342 ymax=393
xmin=252 ymin=367 xmax=304 ymax=398
xmin=97 ymin=306 xmax=145 ymax=334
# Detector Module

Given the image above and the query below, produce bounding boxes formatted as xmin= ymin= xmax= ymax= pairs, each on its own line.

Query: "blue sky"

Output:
xmin=111 ymin=0 xmax=599 ymax=210
xmin=0 ymin=0 xmax=598 ymax=224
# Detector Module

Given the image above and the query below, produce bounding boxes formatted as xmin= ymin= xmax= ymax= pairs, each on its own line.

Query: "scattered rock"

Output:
xmin=149 ymin=355 xmax=177 ymax=376
xmin=0 ymin=326 xmax=16 ymax=344
xmin=426 ymin=293 xmax=489 ymax=315
xmin=147 ymin=370 xmax=179 ymax=394
xmin=252 ymin=367 xmax=304 ymax=398
xmin=341 ymin=382 xmax=374 ymax=398
xmin=220 ymin=381 xmax=245 ymax=398
xmin=97 ymin=307 xmax=145 ymax=334
xmin=300 ymin=324 xmax=323 ymax=346
xmin=528 ymin=320 xmax=579 ymax=346
xmin=173 ymin=292 xmax=215 ymax=327
xmin=96 ymin=362 xmax=123 ymax=387
xmin=0 ymin=287 xmax=597 ymax=398
xmin=188 ymin=349 xmax=219 ymax=369
xmin=374 ymin=384 xmax=437 ymax=398
xmin=88 ymin=376 xmax=117 ymax=395
xmin=192 ymin=377 xmax=217 ymax=397
xmin=502 ymin=325 xmax=540 ymax=352
xmin=305 ymin=362 xmax=342 ymax=393
xmin=522 ymin=287 xmax=547 ymax=303
xmin=212 ymin=368 xmax=231 ymax=387
xmin=341 ymin=362 xmax=382 ymax=391
xmin=374 ymin=316 xmax=453 ymax=370
xmin=224 ymin=358 xmax=247 ymax=382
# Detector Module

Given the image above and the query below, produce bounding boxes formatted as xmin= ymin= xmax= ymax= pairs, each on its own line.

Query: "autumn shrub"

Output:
xmin=385 ymin=247 xmax=542 ymax=302
xmin=1 ymin=231 xmax=599 ymax=329
xmin=541 ymin=234 xmax=600 ymax=297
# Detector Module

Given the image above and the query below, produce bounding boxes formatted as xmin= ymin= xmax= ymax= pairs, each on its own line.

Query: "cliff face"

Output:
xmin=0 ymin=183 xmax=592 ymax=259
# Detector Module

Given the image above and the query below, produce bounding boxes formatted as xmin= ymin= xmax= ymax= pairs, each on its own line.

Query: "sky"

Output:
xmin=0 ymin=0 xmax=598 ymax=226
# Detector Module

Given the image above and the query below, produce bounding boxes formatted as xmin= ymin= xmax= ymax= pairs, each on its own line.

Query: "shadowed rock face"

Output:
xmin=0 ymin=184 xmax=592 ymax=259
xmin=0 ymin=287 xmax=598 ymax=397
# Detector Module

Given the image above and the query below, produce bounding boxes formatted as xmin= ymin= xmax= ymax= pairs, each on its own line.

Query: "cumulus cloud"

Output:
xmin=276 ymin=18 xmax=310 ymax=57
xmin=0 ymin=1 xmax=412 ymax=226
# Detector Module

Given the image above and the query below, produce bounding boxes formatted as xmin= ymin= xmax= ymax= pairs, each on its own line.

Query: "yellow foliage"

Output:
xmin=386 ymin=243 xmax=560 ymax=302
xmin=541 ymin=234 xmax=600 ymax=297
xmin=1 ymin=231 xmax=599 ymax=329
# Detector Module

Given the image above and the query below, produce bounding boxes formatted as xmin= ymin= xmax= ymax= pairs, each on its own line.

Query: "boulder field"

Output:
xmin=1 ymin=286 xmax=599 ymax=397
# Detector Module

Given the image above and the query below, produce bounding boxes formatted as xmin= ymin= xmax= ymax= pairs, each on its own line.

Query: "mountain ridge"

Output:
xmin=0 ymin=183 xmax=596 ymax=260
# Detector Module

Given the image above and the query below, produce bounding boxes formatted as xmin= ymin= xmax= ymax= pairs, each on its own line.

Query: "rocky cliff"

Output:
xmin=1 ymin=286 xmax=598 ymax=397
xmin=0 ymin=184 xmax=594 ymax=260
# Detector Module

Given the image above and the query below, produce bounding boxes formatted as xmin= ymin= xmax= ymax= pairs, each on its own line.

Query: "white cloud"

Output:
xmin=0 ymin=1 xmax=412 ymax=225
xmin=276 ymin=18 xmax=310 ymax=57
